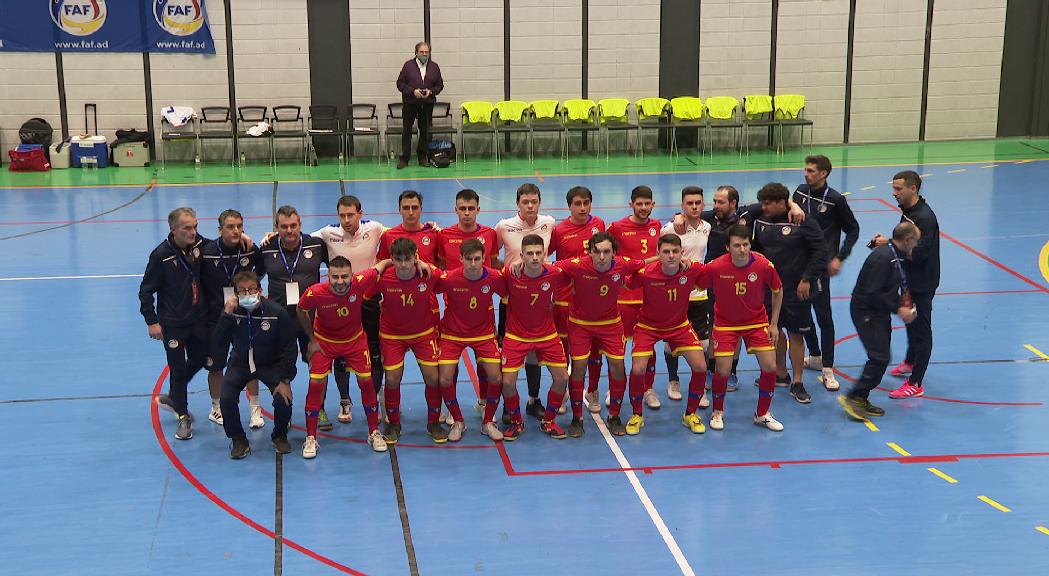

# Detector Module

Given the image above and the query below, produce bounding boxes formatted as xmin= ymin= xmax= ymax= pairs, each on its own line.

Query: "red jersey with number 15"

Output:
xmin=367 ymin=268 xmax=440 ymax=337
xmin=435 ymin=267 xmax=506 ymax=338
xmin=608 ymin=216 xmax=662 ymax=304
xmin=298 ymin=269 xmax=379 ymax=342
xmin=437 ymin=225 xmax=499 ymax=270
xmin=503 ymin=264 xmax=564 ymax=342
xmin=697 ymin=253 xmax=782 ymax=329
xmin=627 ymin=261 xmax=703 ymax=331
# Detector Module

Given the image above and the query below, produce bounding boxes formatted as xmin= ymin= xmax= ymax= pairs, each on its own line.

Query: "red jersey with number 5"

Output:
xmin=697 ymin=253 xmax=782 ymax=329
xmin=435 ymin=267 xmax=505 ymax=338
xmin=608 ymin=216 xmax=662 ymax=304
xmin=550 ymin=215 xmax=605 ymax=303
xmin=503 ymin=264 xmax=564 ymax=342
xmin=627 ymin=261 xmax=703 ymax=331
xmin=298 ymin=269 xmax=379 ymax=342
xmin=367 ymin=268 xmax=440 ymax=337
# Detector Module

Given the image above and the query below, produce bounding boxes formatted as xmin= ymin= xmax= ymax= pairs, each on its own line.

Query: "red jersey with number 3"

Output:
xmin=608 ymin=216 xmax=662 ymax=303
xmin=627 ymin=261 xmax=703 ymax=331
xmin=298 ymin=269 xmax=379 ymax=341
xmin=368 ymin=268 xmax=440 ymax=337
xmin=377 ymin=224 xmax=439 ymax=265
xmin=556 ymin=256 xmax=643 ymax=323
xmin=437 ymin=225 xmax=499 ymax=270
xmin=550 ymin=215 xmax=605 ymax=303
xmin=503 ymin=264 xmax=564 ymax=341
xmin=697 ymin=253 xmax=782 ymax=328
xmin=435 ymin=267 xmax=505 ymax=338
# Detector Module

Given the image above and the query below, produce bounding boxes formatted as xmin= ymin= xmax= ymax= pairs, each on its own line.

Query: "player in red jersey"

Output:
xmin=366 ymin=237 xmax=446 ymax=444
xmin=437 ymin=189 xmax=500 ymax=270
xmin=501 ymin=234 xmax=569 ymax=440
xmin=435 ymin=239 xmax=507 ymax=441
xmin=554 ymin=232 xmax=646 ymax=437
xmin=549 ymin=186 xmax=608 ymax=412
xmin=608 ymin=185 xmax=664 ymax=409
xmin=697 ymin=224 xmax=785 ymax=432
xmin=625 ymin=235 xmax=709 ymax=436
xmin=377 ymin=190 xmax=440 ymax=264
xmin=297 ymin=256 xmax=388 ymax=457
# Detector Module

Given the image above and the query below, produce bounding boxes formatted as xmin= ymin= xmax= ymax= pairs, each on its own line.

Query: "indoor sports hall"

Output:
xmin=2 ymin=2 xmax=1049 ymax=575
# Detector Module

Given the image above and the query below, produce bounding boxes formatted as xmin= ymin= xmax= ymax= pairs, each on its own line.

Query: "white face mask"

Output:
xmin=239 ymin=294 xmax=260 ymax=311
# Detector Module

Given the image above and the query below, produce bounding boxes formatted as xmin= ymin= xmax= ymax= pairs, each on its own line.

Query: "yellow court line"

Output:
xmin=887 ymin=442 xmax=911 ymax=457
xmin=977 ymin=495 xmax=1011 ymax=512
xmin=861 ymin=185 xmax=877 ymax=190
xmin=1036 ymin=526 xmax=1049 ymax=536
xmin=920 ymin=173 xmax=933 ymax=177
xmin=947 ymin=168 xmax=966 ymax=173
xmin=1039 ymin=240 xmax=1049 ymax=286
xmin=1025 ymin=344 xmax=1049 ymax=362
xmin=927 ymin=467 xmax=958 ymax=484
xmin=863 ymin=420 xmax=879 ymax=432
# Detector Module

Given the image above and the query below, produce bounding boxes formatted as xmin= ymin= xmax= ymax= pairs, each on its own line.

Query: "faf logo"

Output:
xmin=154 ymin=0 xmax=205 ymax=37
xmin=51 ymin=0 xmax=108 ymax=37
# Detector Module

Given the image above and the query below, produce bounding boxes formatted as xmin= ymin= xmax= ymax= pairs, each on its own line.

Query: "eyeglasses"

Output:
xmin=235 ymin=287 xmax=260 ymax=296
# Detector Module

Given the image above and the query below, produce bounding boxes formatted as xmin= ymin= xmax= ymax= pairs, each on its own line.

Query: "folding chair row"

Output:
xmin=159 ymin=105 xmax=308 ymax=168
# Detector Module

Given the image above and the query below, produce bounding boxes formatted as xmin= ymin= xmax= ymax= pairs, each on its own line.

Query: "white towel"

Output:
xmin=162 ymin=106 xmax=195 ymax=128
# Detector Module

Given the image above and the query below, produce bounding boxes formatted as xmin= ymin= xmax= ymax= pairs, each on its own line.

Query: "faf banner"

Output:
xmin=0 ymin=0 xmax=216 ymax=53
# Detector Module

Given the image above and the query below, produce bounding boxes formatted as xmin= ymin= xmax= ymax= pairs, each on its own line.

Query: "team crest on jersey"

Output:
xmin=349 ymin=295 xmax=357 ymax=303
xmin=422 ymin=236 xmax=431 ymax=246
xmin=418 ymin=283 xmax=428 ymax=292
xmin=240 ymin=257 xmax=250 ymax=266
xmin=167 ymin=339 xmax=179 ymax=349
xmin=479 ymin=237 xmax=486 ymax=244
xmin=481 ymin=285 xmax=491 ymax=294
xmin=303 ymin=249 xmax=314 ymax=258
xmin=781 ymin=227 xmax=791 ymax=236
xmin=612 ymin=273 xmax=621 ymax=282
xmin=748 ymin=272 xmax=758 ymax=282
xmin=678 ymin=276 xmax=688 ymax=285
xmin=819 ymin=204 xmax=828 ymax=213
xmin=591 ymin=227 xmax=599 ymax=234
xmin=649 ymin=228 xmax=658 ymax=236
xmin=541 ymin=224 xmax=550 ymax=231
xmin=261 ymin=320 xmax=271 ymax=331
xmin=540 ymin=282 xmax=551 ymax=291
xmin=192 ymin=247 xmax=200 ymax=257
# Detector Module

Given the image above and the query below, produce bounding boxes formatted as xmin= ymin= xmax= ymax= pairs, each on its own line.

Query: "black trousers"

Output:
xmin=362 ymin=295 xmax=384 ymax=392
xmin=903 ymin=291 xmax=934 ymax=385
xmin=401 ymin=102 xmax=433 ymax=162
xmin=161 ymin=320 xmax=211 ymax=416
xmin=803 ymin=276 xmax=836 ymax=367
xmin=848 ymin=303 xmax=891 ymax=399
xmin=220 ymin=360 xmax=291 ymax=440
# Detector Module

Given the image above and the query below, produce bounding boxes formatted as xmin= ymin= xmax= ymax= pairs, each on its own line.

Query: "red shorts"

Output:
xmin=632 ymin=322 xmax=702 ymax=358
xmin=553 ymin=302 xmax=570 ymax=338
xmin=380 ymin=329 xmax=441 ymax=370
xmin=568 ymin=319 xmax=625 ymax=361
xmin=439 ymin=334 xmax=501 ymax=366
xmin=618 ymin=302 xmax=641 ymax=339
xmin=309 ymin=333 xmax=372 ymax=379
xmin=711 ymin=325 xmax=774 ymax=357
xmin=501 ymin=334 xmax=567 ymax=373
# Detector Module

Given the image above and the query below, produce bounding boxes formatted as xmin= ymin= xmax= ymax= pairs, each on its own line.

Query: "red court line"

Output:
xmin=832 ymin=328 xmax=1043 ymax=407
xmin=150 ymin=367 xmax=368 ymax=575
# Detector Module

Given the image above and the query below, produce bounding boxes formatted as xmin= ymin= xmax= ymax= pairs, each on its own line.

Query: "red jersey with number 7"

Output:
xmin=503 ymin=264 xmax=564 ymax=342
xmin=366 ymin=268 xmax=440 ymax=338
xmin=697 ymin=253 xmax=782 ymax=329
xmin=298 ymin=269 xmax=379 ymax=342
xmin=435 ymin=266 xmax=506 ymax=338
xmin=627 ymin=261 xmax=704 ymax=331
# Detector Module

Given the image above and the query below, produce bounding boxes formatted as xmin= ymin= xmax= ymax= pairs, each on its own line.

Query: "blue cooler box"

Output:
xmin=71 ymin=136 xmax=109 ymax=168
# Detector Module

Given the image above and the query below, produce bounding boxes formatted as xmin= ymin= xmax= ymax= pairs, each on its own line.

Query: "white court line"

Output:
xmin=0 ymin=274 xmax=142 ymax=281
xmin=588 ymin=411 xmax=697 ymax=576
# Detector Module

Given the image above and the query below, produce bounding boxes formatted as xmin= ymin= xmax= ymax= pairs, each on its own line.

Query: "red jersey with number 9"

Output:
xmin=697 ymin=253 xmax=782 ymax=329
xmin=298 ymin=269 xmax=378 ymax=342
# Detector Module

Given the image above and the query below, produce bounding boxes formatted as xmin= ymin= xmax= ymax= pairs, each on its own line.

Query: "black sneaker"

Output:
xmin=525 ymin=399 xmax=546 ymax=420
xmin=271 ymin=434 xmax=292 ymax=454
xmin=606 ymin=415 xmax=626 ymax=436
xmin=230 ymin=436 xmax=251 ymax=459
xmin=383 ymin=422 xmax=402 ymax=445
xmin=426 ymin=422 xmax=449 ymax=444
xmin=840 ymin=395 xmax=868 ymax=421
xmin=859 ymin=398 xmax=885 ymax=417
xmin=754 ymin=374 xmax=791 ymax=388
xmin=501 ymin=410 xmax=512 ymax=426
xmin=568 ymin=417 xmax=585 ymax=438
xmin=790 ymin=382 xmax=811 ymax=404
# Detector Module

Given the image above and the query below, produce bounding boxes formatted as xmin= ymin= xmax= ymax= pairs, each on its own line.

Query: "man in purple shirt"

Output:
xmin=395 ymin=41 xmax=444 ymax=169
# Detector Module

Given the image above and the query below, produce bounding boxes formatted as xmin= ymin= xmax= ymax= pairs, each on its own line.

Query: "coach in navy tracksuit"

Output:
xmin=793 ymin=155 xmax=860 ymax=391
xmin=841 ymin=222 xmax=920 ymax=420
xmin=213 ymin=270 xmax=298 ymax=459
xmin=139 ymin=207 xmax=211 ymax=440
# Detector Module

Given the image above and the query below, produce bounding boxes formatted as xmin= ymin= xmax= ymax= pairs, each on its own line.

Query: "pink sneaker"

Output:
xmin=888 ymin=381 xmax=924 ymax=399
xmin=889 ymin=361 xmax=913 ymax=377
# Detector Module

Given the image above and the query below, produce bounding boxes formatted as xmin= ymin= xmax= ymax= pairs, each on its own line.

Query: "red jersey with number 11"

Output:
xmin=627 ymin=261 xmax=703 ymax=331
xmin=697 ymin=253 xmax=782 ymax=329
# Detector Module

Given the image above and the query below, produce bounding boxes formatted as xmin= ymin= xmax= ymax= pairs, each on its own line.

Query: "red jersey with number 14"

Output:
xmin=367 ymin=268 xmax=440 ymax=337
xmin=298 ymin=269 xmax=379 ymax=342
xmin=435 ymin=267 xmax=505 ymax=338
xmin=503 ymin=264 xmax=564 ymax=342
xmin=627 ymin=261 xmax=703 ymax=331
xmin=697 ymin=253 xmax=782 ymax=329
xmin=608 ymin=216 xmax=662 ymax=303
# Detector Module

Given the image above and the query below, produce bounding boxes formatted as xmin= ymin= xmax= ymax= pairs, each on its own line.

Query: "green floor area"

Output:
xmin=3 ymin=137 xmax=1049 ymax=188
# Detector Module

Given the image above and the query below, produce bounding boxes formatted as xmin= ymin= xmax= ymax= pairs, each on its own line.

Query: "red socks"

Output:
xmin=757 ymin=370 xmax=776 ymax=416
xmin=644 ymin=363 xmax=656 ymax=391
xmin=628 ymin=373 xmax=645 ymax=416
xmin=482 ymin=380 xmax=502 ymax=424
xmin=685 ymin=370 xmax=707 ymax=414
xmin=425 ymin=385 xmax=442 ymax=424
xmin=544 ymin=389 xmax=565 ymax=421
xmin=440 ymin=383 xmax=463 ymax=422
xmin=305 ymin=378 xmax=326 ymax=436
xmin=711 ymin=373 xmax=728 ymax=412
xmin=358 ymin=378 xmax=379 ymax=432
xmin=384 ymin=385 xmax=402 ymax=425
xmin=568 ymin=377 xmax=585 ymax=418
xmin=504 ymin=392 xmax=522 ymax=423
xmin=608 ymin=377 xmax=627 ymax=417
xmin=587 ymin=356 xmax=602 ymax=393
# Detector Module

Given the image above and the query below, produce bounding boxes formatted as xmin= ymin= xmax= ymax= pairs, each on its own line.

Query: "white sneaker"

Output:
xmin=820 ymin=368 xmax=840 ymax=391
xmin=804 ymin=355 xmax=823 ymax=371
xmin=302 ymin=435 xmax=319 ymax=459
xmin=699 ymin=391 xmax=710 ymax=409
xmin=558 ymin=401 xmax=568 ymax=415
xmin=754 ymin=412 xmax=784 ymax=432
xmin=441 ymin=407 xmax=455 ymax=426
xmin=709 ymin=410 xmax=724 ymax=431
xmin=604 ymin=390 xmax=611 ymax=409
xmin=643 ymin=388 xmax=661 ymax=409
xmin=448 ymin=421 xmax=466 ymax=442
xmin=482 ymin=421 xmax=504 ymax=441
xmin=249 ymin=404 xmax=264 ymax=429
xmin=208 ymin=406 xmax=223 ymax=425
xmin=474 ymin=399 xmax=486 ymax=413
xmin=338 ymin=400 xmax=353 ymax=423
xmin=667 ymin=380 xmax=682 ymax=401
xmin=585 ymin=390 xmax=601 ymax=413
xmin=368 ymin=429 xmax=388 ymax=452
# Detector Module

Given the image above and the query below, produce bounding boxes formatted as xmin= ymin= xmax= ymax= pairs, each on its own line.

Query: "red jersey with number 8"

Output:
xmin=435 ymin=267 xmax=505 ymax=338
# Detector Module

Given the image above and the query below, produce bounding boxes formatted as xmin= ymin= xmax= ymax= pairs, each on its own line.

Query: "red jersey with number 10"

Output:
xmin=298 ymin=269 xmax=379 ymax=342
xmin=697 ymin=253 xmax=782 ymax=329
xmin=367 ymin=268 xmax=440 ymax=338
xmin=435 ymin=267 xmax=505 ymax=338
xmin=608 ymin=216 xmax=662 ymax=304
xmin=627 ymin=261 xmax=703 ymax=331
xmin=503 ymin=264 xmax=564 ymax=342
xmin=556 ymin=256 xmax=644 ymax=324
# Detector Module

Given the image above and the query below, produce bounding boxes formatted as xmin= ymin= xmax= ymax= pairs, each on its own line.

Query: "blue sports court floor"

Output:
xmin=3 ymin=143 xmax=1049 ymax=575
